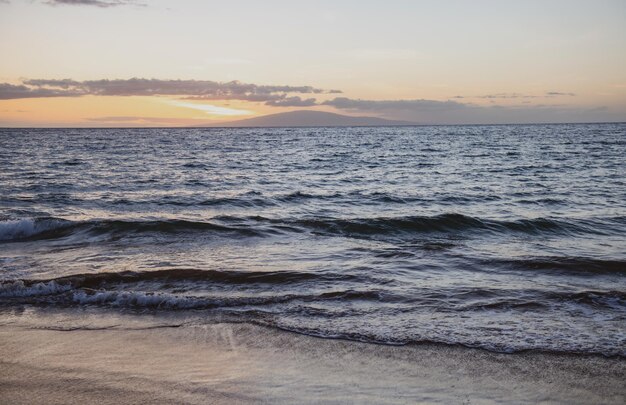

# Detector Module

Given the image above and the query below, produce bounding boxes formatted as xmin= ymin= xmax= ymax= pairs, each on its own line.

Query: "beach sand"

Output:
xmin=0 ymin=308 xmax=624 ymax=404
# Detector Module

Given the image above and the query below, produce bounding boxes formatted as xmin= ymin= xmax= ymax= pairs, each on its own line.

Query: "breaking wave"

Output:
xmin=2 ymin=213 xmax=622 ymax=243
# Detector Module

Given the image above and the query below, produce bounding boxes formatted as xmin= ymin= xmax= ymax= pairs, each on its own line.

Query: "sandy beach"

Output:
xmin=0 ymin=308 xmax=624 ymax=404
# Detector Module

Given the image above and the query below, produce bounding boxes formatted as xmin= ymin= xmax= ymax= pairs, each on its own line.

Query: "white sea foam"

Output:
xmin=0 ymin=218 xmax=69 ymax=241
xmin=71 ymin=290 xmax=203 ymax=309
xmin=0 ymin=280 xmax=203 ymax=309
xmin=0 ymin=280 xmax=73 ymax=297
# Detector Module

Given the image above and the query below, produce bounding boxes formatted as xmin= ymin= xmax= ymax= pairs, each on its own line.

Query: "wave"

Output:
xmin=0 ymin=218 xmax=73 ymax=241
xmin=3 ymin=269 xmax=623 ymax=310
xmin=0 ymin=281 xmax=307 ymax=309
xmin=19 ymin=268 xmax=363 ymax=289
xmin=2 ymin=270 xmax=624 ymax=357
xmin=455 ymin=289 xmax=626 ymax=311
xmin=491 ymin=257 xmax=626 ymax=275
xmin=1 ymin=213 xmax=623 ymax=243
xmin=69 ymin=289 xmax=385 ymax=309
xmin=7 ymin=282 xmax=621 ymax=315
xmin=0 ymin=190 xmax=527 ymax=209
xmin=0 ymin=280 xmax=74 ymax=297
xmin=0 ymin=269 xmax=379 ymax=310
xmin=0 ymin=217 xmax=264 ymax=242
xmin=280 ymin=214 xmax=620 ymax=237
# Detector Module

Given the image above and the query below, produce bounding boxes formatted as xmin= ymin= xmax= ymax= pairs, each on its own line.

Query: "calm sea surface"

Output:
xmin=1 ymin=124 xmax=625 ymax=355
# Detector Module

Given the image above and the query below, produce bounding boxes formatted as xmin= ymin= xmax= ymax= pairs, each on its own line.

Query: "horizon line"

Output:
xmin=1 ymin=121 xmax=625 ymax=130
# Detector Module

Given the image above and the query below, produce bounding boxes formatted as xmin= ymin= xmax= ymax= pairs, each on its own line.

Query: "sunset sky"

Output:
xmin=1 ymin=0 xmax=625 ymax=126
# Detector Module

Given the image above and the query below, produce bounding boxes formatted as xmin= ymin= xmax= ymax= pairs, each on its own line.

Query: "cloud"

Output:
xmin=465 ymin=92 xmax=577 ymax=99
xmin=265 ymin=96 xmax=318 ymax=107
xmin=322 ymin=97 xmax=620 ymax=124
xmin=0 ymin=78 xmax=331 ymax=104
xmin=323 ymin=97 xmax=466 ymax=112
xmin=45 ymin=0 xmax=142 ymax=7
xmin=478 ymin=93 xmax=538 ymax=99
xmin=2 ymin=78 xmax=612 ymax=124
xmin=545 ymin=91 xmax=576 ymax=97
xmin=0 ymin=83 xmax=83 ymax=99
xmin=184 ymin=93 xmax=290 ymax=103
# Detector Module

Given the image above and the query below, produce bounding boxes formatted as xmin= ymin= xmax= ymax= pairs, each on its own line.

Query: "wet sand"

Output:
xmin=0 ymin=310 xmax=625 ymax=404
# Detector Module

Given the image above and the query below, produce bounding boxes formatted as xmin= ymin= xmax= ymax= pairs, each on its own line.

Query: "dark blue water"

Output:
xmin=1 ymin=124 xmax=625 ymax=355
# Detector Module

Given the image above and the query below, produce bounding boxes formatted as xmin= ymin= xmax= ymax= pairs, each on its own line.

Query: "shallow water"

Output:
xmin=1 ymin=124 xmax=625 ymax=355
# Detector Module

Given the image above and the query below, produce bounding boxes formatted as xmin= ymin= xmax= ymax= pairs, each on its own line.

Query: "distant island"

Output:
xmin=206 ymin=110 xmax=417 ymax=127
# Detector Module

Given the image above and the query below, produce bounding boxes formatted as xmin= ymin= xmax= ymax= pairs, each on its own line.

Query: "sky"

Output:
xmin=0 ymin=0 xmax=625 ymax=126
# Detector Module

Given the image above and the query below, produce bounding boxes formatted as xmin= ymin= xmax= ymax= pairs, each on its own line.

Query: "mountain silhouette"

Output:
xmin=208 ymin=110 xmax=416 ymax=127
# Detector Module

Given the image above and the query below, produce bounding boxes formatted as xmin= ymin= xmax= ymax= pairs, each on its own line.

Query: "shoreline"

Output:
xmin=1 ymin=309 xmax=625 ymax=404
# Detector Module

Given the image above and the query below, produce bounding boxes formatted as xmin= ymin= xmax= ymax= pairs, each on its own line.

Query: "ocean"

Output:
xmin=1 ymin=123 xmax=625 ymax=356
